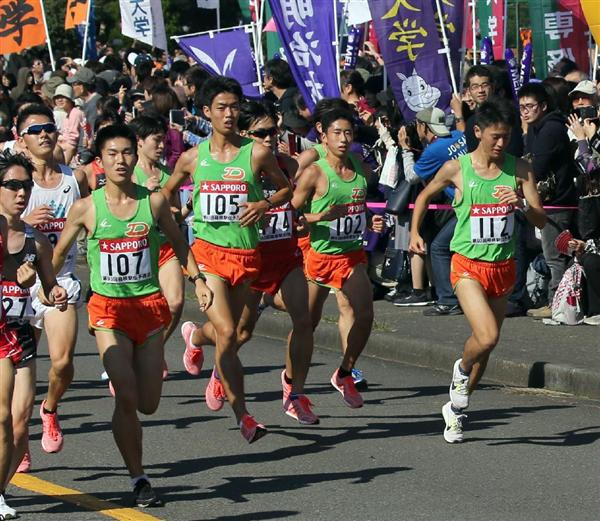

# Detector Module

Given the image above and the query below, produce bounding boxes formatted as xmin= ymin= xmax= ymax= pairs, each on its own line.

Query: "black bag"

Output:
xmin=382 ymin=248 xmax=410 ymax=282
xmin=385 ymin=180 xmax=412 ymax=215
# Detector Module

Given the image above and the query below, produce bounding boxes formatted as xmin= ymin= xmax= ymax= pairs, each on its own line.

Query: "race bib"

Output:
xmin=2 ymin=282 xmax=34 ymax=320
xmin=470 ymin=204 xmax=515 ymax=244
xmin=329 ymin=203 xmax=366 ymax=242
xmin=261 ymin=205 xmax=293 ymax=242
xmin=99 ymin=236 xmax=152 ymax=284
xmin=199 ymin=181 xmax=248 ymax=222
xmin=37 ymin=218 xmax=65 ymax=248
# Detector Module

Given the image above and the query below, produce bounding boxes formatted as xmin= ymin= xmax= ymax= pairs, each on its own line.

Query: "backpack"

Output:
xmin=551 ymin=262 xmax=585 ymax=325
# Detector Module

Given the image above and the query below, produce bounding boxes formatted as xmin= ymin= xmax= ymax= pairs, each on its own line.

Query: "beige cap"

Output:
xmin=53 ymin=84 xmax=74 ymax=101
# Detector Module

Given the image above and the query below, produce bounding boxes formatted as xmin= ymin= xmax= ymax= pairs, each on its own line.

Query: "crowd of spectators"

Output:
xmin=1 ymin=44 xmax=599 ymax=326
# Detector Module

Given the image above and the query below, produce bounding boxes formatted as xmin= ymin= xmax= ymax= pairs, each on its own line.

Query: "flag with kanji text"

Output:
xmin=0 ymin=0 xmax=47 ymax=54
xmin=119 ymin=0 xmax=167 ymax=51
xmin=65 ymin=0 xmax=88 ymax=29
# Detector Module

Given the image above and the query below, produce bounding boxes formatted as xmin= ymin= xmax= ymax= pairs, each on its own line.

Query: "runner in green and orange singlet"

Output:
xmin=410 ymin=99 xmax=546 ymax=443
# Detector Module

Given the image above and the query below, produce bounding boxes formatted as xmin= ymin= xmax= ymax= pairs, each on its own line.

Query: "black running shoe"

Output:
xmin=133 ymin=479 xmax=163 ymax=508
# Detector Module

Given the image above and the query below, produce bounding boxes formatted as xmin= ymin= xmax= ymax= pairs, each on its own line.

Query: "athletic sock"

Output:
xmin=131 ymin=474 xmax=149 ymax=488
xmin=43 ymin=406 xmax=56 ymax=415
xmin=213 ymin=368 xmax=220 ymax=380
xmin=289 ymin=393 xmax=299 ymax=401
xmin=451 ymin=404 xmax=463 ymax=415
xmin=458 ymin=364 xmax=471 ymax=377
xmin=337 ymin=366 xmax=351 ymax=379
xmin=283 ymin=372 xmax=292 ymax=385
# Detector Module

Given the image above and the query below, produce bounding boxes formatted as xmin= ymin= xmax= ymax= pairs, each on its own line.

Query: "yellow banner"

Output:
xmin=0 ymin=0 xmax=47 ymax=54
xmin=581 ymin=0 xmax=600 ymax=43
xmin=64 ymin=0 xmax=88 ymax=29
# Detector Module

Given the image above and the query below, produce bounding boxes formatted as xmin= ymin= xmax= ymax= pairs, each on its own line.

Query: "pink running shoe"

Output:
xmin=330 ymin=369 xmax=364 ymax=408
xmin=162 ymin=359 xmax=169 ymax=380
xmin=40 ymin=400 xmax=64 ymax=453
xmin=205 ymin=368 xmax=226 ymax=411
xmin=280 ymin=370 xmax=292 ymax=405
xmin=240 ymin=414 xmax=267 ymax=443
xmin=108 ymin=379 xmax=115 ymax=397
xmin=181 ymin=322 xmax=204 ymax=375
xmin=283 ymin=395 xmax=320 ymax=424
xmin=16 ymin=449 xmax=31 ymax=473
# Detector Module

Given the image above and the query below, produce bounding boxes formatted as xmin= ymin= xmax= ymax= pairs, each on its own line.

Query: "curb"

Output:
xmin=250 ymin=310 xmax=600 ymax=401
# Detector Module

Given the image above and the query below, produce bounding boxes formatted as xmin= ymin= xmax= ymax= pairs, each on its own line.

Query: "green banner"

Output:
xmin=528 ymin=0 xmax=561 ymax=77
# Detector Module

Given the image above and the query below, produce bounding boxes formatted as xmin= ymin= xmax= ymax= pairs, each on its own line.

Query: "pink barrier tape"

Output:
xmin=366 ymin=203 xmax=579 ymax=210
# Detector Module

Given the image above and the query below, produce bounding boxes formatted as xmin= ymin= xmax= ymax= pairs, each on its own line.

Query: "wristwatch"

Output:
xmin=188 ymin=272 xmax=206 ymax=285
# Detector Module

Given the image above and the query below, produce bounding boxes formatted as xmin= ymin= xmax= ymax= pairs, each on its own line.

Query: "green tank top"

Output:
xmin=309 ymin=156 xmax=367 ymax=254
xmin=191 ymin=138 xmax=263 ymax=249
xmin=450 ymin=153 xmax=518 ymax=262
xmin=314 ymin=143 xmax=327 ymax=159
xmin=134 ymin=164 xmax=170 ymax=245
xmin=87 ymin=186 xmax=161 ymax=297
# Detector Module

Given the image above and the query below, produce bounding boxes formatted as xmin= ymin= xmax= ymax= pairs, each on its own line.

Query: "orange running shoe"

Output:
xmin=280 ymin=369 xmax=292 ymax=405
xmin=239 ymin=414 xmax=267 ymax=443
xmin=205 ymin=368 xmax=226 ymax=411
xmin=330 ymin=369 xmax=363 ymax=408
xmin=283 ymin=394 xmax=320 ymax=424
xmin=181 ymin=321 xmax=204 ymax=376
xmin=40 ymin=400 xmax=64 ymax=453
xmin=16 ymin=449 xmax=31 ymax=473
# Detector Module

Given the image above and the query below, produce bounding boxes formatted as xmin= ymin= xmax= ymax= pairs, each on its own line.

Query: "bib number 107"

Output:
xmin=100 ymin=249 xmax=151 ymax=283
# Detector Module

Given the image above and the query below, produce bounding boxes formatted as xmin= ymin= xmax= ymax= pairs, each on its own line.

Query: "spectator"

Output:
xmin=10 ymin=67 xmax=34 ymax=101
xmin=31 ymin=58 xmax=45 ymax=85
xmin=67 ymin=67 xmax=102 ymax=131
xmin=52 ymin=84 xmax=84 ymax=164
xmin=263 ymin=58 xmax=298 ymax=114
xmin=519 ymin=82 xmax=578 ymax=319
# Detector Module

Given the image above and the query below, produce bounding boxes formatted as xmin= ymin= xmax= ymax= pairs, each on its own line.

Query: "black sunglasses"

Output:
xmin=19 ymin=123 xmax=57 ymax=136
xmin=0 ymin=179 xmax=34 ymax=191
xmin=248 ymin=127 xmax=278 ymax=139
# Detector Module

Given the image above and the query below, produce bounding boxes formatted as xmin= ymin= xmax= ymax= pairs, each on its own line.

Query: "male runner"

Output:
xmin=409 ymin=100 xmax=546 ymax=443
xmin=130 ymin=116 xmax=184 ymax=378
xmin=18 ymin=104 xmax=88 ymax=455
xmin=0 ymin=152 xmax=68 ymax=519
xmin=291 ymin=108 xmax=384 ymax=408
xmin=162 ymin=76 xmax=291 ymax=443
xmin=50 ymin=124 xmax=212 ymax=506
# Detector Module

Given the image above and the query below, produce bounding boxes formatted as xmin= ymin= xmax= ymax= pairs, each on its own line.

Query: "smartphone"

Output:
xmin=287 ymin=132 xmax=297 ymax=156
xmin=132 ymin=107 xmax=138 ymax=119
xmin=169 ymin=109 xmax=186 ymax=126
xmin=575 ymin=106 xmax=598 ymax=121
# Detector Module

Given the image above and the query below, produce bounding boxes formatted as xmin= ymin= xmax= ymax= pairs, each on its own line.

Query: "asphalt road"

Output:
xmin=6 ymin=306 xmax=600 ymax=521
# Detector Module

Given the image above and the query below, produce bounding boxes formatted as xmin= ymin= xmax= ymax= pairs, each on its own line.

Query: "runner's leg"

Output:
xmin=308 ymin=281 xmax=330 ymax=330
xmin=0 ymin=359 xmax=15 ymax=493
xmin=235 ymin=290 xmax=263 ymax=348
xmin=158 ymin=258 xmax=185 ymax=342
xmin=134 ymin=333 xmax=165 ymax=415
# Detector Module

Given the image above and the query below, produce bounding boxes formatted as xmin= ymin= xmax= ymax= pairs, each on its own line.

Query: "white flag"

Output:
xmin=120 ymin=0 xmax=168 ymax=50
xmin=197 ymin=0 xmax=219 ymax=7
xmin=347 ymin=0 xmax=372 ymax=26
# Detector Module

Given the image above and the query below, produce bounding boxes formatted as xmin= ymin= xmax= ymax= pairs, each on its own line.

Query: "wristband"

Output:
xmin=188 ymin=273 xmax=206 ymax=285
xmin=265 ymin=197 xmax=275 ymax=210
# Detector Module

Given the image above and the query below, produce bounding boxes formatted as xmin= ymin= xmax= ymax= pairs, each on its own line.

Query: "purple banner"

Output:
xmin=519 ymin=43 xmax=533 ymax=87
xmin=368 ymin=0 xmax=452 ymax=120
xmin=175 ymin=26 xmax=261 ymax=98
xmin=480 ymin=37 xmax=494 ymax=64
xmin=268 ymin=0 xmax=340 ymax=111
xmin=439 ymin=0 xmax=464 ymax=84
xmin=344 ymin=25 xmax=364 ymax=70
xmin=504 ymin=48 xmax=520 ymax=102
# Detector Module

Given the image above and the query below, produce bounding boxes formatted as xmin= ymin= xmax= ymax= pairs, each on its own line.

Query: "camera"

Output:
xmin=574 ymin=106 xmax=598 ymax=122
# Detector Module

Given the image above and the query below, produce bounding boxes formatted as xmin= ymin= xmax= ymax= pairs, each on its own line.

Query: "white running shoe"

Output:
xmin=442 ymin=401 xmax=466 ymax=444
xmin=0 ymin=494 xmax=17 ymax=519
xmin=100 ymin=371 xmax=109 ymax=381
xmin=449 ymin=359 xmax=470 ymax=410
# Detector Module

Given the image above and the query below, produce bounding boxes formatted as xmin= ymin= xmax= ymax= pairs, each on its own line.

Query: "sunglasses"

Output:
xmin=0 ymin=179 xmax=34 ymax=191
xmin=248 ymin=127 xmax=278 ymax=139
xmin=19 ymin=123 xmax=57 ymax=136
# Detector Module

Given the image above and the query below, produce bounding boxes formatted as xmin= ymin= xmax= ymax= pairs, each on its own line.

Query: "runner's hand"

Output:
xmin=17 ymin=261 xmax=36 ymax=288
xmin=50 ymin=285 xmax=68 ymax=311
xmin=495 ymin=186 xmax=522 ymax=208
xmin=295 ymin=214 xmax=308 ymax=235
xmin=23 ymin=205 xmax=53 ymax=226
xmin=145 ymin=177 xmax=161 ymax=192
xmin=194 ymin=281 xmax=213 ymax=312
xmin=370 ymin=214 xmax=385 ymax=233
xmin=409 ymin=233 xmax=426 ymax=255
xmin=319 ymin=204 xmax=347 ymax=222
xmin=239 ymin=201 xmax=268 ymax=227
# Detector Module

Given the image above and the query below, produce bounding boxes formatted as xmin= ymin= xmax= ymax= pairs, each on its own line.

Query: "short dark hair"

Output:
xmin=465 ymin=65 xmax=493 ymax=87
xmin=475 ymin=97 xmax=517 ymax=130
xmin=320 ymin=108 xmax=355 ymax=132
xmin=93 ymin=110 xmax=122 ymax=133
xmin=129 ymin=115 xmax=168 ymax=139
xmin=0 ymin=150 xmax=34 ymax=182
xmin=313 ymin=98 xmax=352 ymax=124
xmin=95 ymin=124 xmax=137 ymax=156
xmin=264 ymin=58 xmax=295 ymax=89
xmin=238 ymin=101 xmax=276 ymax=131
xmin=340 ymin=70 xmax=365 ymax=97
xmin=184 ymin=66 xmax=210 ymax=92
xmin=102 ymin=55 xmax=124 ymax=73
xmin=16 ymin=103 xmax=54 ymax=132
xmin=517 ymin=82 xmax=550 ymax=107
xmin=198 ymin=75 xmax=243 ymax=109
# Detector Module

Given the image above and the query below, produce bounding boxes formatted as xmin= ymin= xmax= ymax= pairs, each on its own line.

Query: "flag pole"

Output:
xmin=593 ymin=44 xmax=599 ymax=81
xmin=434 ymin=0 xmax=458 ymax=94
xmin=39 ymin=0 xmax=56 ymax=71
xmin=216 ymin=1 xmax=221 ymax=31
xmin=170 ymin=24 xmax=254 ymax=40
xmin=82 ymin=0 xmax=92 ymax=63
xmin=471 ymin=0 xmax=477 ymax=65
xmin=333 ymin=0 xmax=341 ymax=89
xmin=248 ymin=23 xmax=264 ymax=94
xmin=256 ymin=0 xmax=266 ymax=69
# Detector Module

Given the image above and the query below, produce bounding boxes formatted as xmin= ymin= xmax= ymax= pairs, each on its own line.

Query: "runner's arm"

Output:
xmin=161 ymin=147 xmax=197 ymax=203
xmin=295 ymin=147 xmax=320 ymax=181
xmin=517 ymin=158 xmax=547 ymax=229
xmin=34 ymin=230 xmax=68 ymax=310
xmin=409 ymin=160 xmax=459 ymax=254
xmin=52 ymin=198 xmax=90 ymax=274
xmin=150 ymin=192 xmax=212 ymax=311
xmin=74 ymin=166 xmax=90 ymax=198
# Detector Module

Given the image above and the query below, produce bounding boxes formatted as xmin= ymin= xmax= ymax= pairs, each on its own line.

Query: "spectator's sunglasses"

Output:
xmin=19 ymin=123 xmax=57 ymax=136
xmin=0 ymin=179 xmax=34 ymax=191
xmin=247 ymin=127 xmax=278 ymax=139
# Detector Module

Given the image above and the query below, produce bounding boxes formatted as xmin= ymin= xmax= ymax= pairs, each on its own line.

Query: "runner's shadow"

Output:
xmin=474 ymin=425 xmax=600 ymax=447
